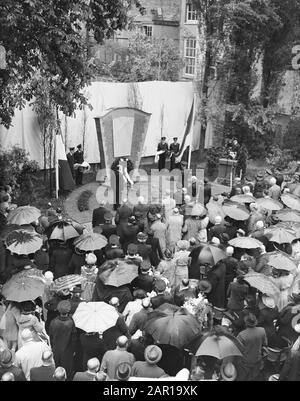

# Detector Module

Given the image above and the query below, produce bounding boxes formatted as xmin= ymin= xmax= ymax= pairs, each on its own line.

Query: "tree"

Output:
xmin=0 ymin=0 xmax=145 ymax=128
xmin=97 ymin=32 xmax=184 ymax=82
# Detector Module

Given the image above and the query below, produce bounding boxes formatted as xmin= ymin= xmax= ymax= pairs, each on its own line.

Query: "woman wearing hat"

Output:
xmin=156 ymin=249 xmax=176 ymax=289
xmin=16 ymin=301 xmax=47 ymax=348
xmin=173 ymin=241 xmax=191 ymax=287
xmin=80 ymin=253 xmax=98 ymax=302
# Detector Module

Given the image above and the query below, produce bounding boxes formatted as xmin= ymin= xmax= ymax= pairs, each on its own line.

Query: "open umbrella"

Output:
xmin=5 ymin=229 xmax=43 ymax=255
xmin=2 ymin=269 xmax=45 ymax=302
xmin=243 ymin=272 xmax=280 ymax=297
xmin=49 ymin=220 xmax=81 ymax=241
xmin=264 ymin=226 xmax=297 ymax=244
xmin=264 ymin=251 xmax=297 ymax=272
xmin=191 ymin=203 xmax=206 ymax=217
xmin=222 ymin=201 xmax=250 ymax=221
xmin=0 ymin=224 xmax=23 ymax=241
xmin=256 ymin=198 xmax=283 ymax=211
xmin=50 ymin=274 xmax=84 ymax=293
xmin=277 ymin=222 xmax=300 ymax=239
xmin=206 ymin=201 xmax=226 ymax=224
xmin=281 ymin=193 xmax=300 ymax=212
xmin=274 ymin=209 xmax=300 ymax=223
xmin=195 ymin=333 xmax=242 ymax=359
xmin=7 ymin=206 xmax=41 ymax=225
xmin=73 ymin=232 xmax=108 ymax=251
xmin=196 ymin=243 xmax=226 ymax=266
xmin=228 ymin=237 xmax=263 ymax=249
xmin=73 ymin=302 xmax=119 ymax=333
xmin=98 ymin=259 xmax=138 ymax=287
xmin=230 ymin=194 xmax=256 ymax=204
xmin=144 ymin=304 xmax=201 ymax=349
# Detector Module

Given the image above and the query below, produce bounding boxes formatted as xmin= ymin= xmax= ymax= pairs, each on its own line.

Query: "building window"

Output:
xmin=186 ymin=1 xmax=198 ymax=22
xmin=184 ymin=38 xmax=196 ymax=76
xmin=143 ymin=26 xmax=153 ymax=37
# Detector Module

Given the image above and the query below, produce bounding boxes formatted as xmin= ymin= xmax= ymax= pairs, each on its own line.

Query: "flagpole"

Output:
xmin=55 ymin=108 xmax=59 ymax=199
xmin=188 ymin=94 xmax=196 ymax=170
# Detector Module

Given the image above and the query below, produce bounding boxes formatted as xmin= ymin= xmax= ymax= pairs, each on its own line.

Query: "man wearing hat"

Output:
xmin=69 ymin=286 xmax=84 ymax=315
xmin=115 ymin=362 xmax=132 ymax=381
xmin=125 ymin=243 xmax=142 ymax=267
xmin=151 ymin=279 xmax=174 ymax=309
xmin=119 ymin=215 xmax=140 ymax=253
xmin=67 ymin=147 xmax=75 ymax=179
xmin=257 ymin=295 xmax=279 ymax=348
xmin=131 ymin=345 xmax=165 ymax=378
xmin=100 ymin=336 xmax=135 ymax=380
xmin=146 ymin=230 xmax=164 ymax=268
xmin=92 ymin=200 xmax=110 ymax=228
xmin=49 ymin=300 xmax=77 ymax=380
xmin=169 ymin=137 xmax=180 ymax=172
xmin=135 ymin=232 xmax=152 ymax=268
xmin=97 ymin=212 xmax=117 ymax=239
xmin=115 ymin=198 xmax=133 ymax=227
xmin=156 ymin=137 xmax=169 ymax=171
xmin=104 ymin=235 xmax=124 ymax=260
xmin=253 ymin=172 xmax=267 ymax=198
xmin=220 ymin=362 xmax=237 ymax=381
xmin=129 ymin=298 xmax=153 ymax=337
xmin=74 ymin=144 xmax=84 ymax=186
xmin=132 ymin=263 xmax=155 ymax=294
xmin=150 ymin=214 xmax=167 ymax=253
xmin=0 ymin=349 xmax=26 ymax=381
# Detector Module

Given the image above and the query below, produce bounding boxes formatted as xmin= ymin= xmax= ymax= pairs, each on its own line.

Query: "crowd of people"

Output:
xmin=0 ymin=166 xmax=300 ymax=382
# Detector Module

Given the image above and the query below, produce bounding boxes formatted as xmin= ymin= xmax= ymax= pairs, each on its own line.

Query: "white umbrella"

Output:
xmin=72 ymin=302 xmax=119 ymax=333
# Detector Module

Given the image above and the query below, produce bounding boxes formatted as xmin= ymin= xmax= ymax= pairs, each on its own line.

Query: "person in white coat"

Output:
xmin=167 ymin=208 xmax=184 ymax=252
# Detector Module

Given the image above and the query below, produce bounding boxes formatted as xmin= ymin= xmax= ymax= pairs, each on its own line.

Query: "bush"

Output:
xmin=77 ymin=190 xmax=93 ymax=212
xmin=206 ymin=147 xmax=224 ymax=177
xmin=266 ymin=146 xmax=294 ymax=171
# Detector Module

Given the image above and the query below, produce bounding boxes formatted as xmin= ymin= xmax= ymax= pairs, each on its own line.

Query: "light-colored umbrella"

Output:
xmin=2 ymin=269 xmax=45 ymax=302
xmin=256 ymin=198 xmax=283 ymax=211
xmin=264 ymin=251 xmax=297 ymax=272
xmin=243 ymin=272 xmax=280 ymax=297
xmin=5 ymin=229 xmax=43 ymax=255
xmin=222 ymin=201 xmax=250 ymax=221
xmin=228 ymin=237 xmax=263 ymax=249
xmin=281 ymin=193 xmax=300 ymax=212
xmin=230 ymin=195 xmax=256 ymax=204
xmin=49 ymin=220 xmax=81 ymax=241
xmin=195 ymin=334 xmax=242 ymax=359
xmin=277 ymin=222 xmax=300 ymax=239
xmin=275 ymin=209 xmax=300 ymax=223
xmin=7 ymin=206 xmax=41 ymax=225
xmin=74 ymin=232 xmax=108 ymax=251
xmin=264 ymin=226 xmax=297 ymax=244
xmin=51 ymin=274 xmax=84 ymax=293
xmin=72 ymin=302 xmax=119 ymax=333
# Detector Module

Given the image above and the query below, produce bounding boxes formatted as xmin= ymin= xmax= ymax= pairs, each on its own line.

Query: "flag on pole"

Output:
xmin=175 ymin=95 xmax=196 ymax=167
xmin=55 ymin=132 xmax=75 ymax=196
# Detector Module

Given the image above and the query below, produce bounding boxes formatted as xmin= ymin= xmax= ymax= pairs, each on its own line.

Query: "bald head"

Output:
xmin=226 ymin=246 xmax=234 ymax=256
xmin=42 ymin=350 xmax=54 ymax=366
xmin=53 ymin=367 xmax=66 ymax=381
xmin=110 ymin=297 xmax=119 ymax=308
xmin=116 ymin=335 xmax=128 ymax=349
xmin=1 ymin=372 xmax=14 ymax=381
xmin=87 ymin=358 xmax=100 ymax=373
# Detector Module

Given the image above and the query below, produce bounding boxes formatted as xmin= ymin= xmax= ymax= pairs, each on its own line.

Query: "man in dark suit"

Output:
xmin=73 ymin=358 xmax=100 ymax=381
xmin=104 ymin=235 xmax=124 ymax=260
xmin=98 ymin=213 xmax=117 ymax=239
xmin=80 ymin=333 xmax=107 ymax=368
xmin=66 ymin=147 xmax=75 ymax=179
xmin=74 ymin=144 xmax=84 ymax=186
xmin=208 ymin=216 xmax=227 ymax=243
xmin=146 ymin=231 xmax=163 ymax=268
xmin=49 ymin=241 xmax=73 ymax=279
xmin=115 ymin=199 xmax=133 ymax=228
xmin=204 ymin=178 xmax=212 ymax=205
xmin=151 ymin=280 xmax=174 ymax=309
xmin=92 ymin=200 xmax=109 ymax=228
xmin=157 ymin=137 xmax=169 ymax=171
xmin=119 ymin=216 xmax=139 ymax=253
xmin=132 ymin=265 xmax=155 ymax=294
xmin=30 ymin=350 xmax=55 ymax=381
xmin=169 ymin=137 xmax=180 ymax=171
xmin=129 ymin=298 xmax=153 ymax=336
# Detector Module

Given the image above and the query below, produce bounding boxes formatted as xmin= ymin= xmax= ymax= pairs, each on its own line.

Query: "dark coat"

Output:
xmin=207 ymin=261 xmax=226 ymax=308
xmin=132 ymin=273 xmax=155 ymax=293
xmin=74 ymin=150 xmax=84 ymax=164
xmin=129 ymin=309 xmax=153 ymax=335
xmin=67 ymin=153 xmax=75 ymax=176
xmin=49 ymin=315 xmax=77 ymax=353
xmin=223 ymin=256 xmax=239 ymax=288
xmin=92 ymin=280 xmax=133 ymax=313
xmin=102 ymin=315 xmax=130 ymax=350
xmin=80 ymin=333 xmax=107 ymax=367
xmin=92 ymin=206 xmax=109 ymax=228
xmin=68 ymin=252 xmax=85 ymax=275
xmin=115 ymin=204 xmax=133 ymax=226
xmin=73 ymin=371 xmax=96 ymax=381
xmin=257 ymin=306 xmax=279 ymax=347
xmin=119 ymin=224 xmax=139 ymax=252
xmin=98 ymin=223 xmax=117 ymax=240
xmin=151 ymin=294 xmax=174 ymax=309
xmin=0 ymin=365 xmax=26 ymax=381
xmin=208 ymin=224 xmax=227 ymax=242
xmin=49 ymin=246 xmax=73 ymax=279
xmin=277 ymin=302 xmax=300 ymax=344
xmin=104 ymin=246 xmax=124 ymax=260
xmin=227 ymin=281 xmax=249 ymax=312
xmin=146 ymin=237 xmax=163 ymax=267
xmin=30 ymin=365 xmax=55 ymax=381
xmin=34 ymin=249 xmax=49 ymax=272
xmin=204 ymin=183 xmax=212 ymax=205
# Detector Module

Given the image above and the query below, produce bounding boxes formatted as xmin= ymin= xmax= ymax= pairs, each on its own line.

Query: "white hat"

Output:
xmin=262 ymin=295 xmax=276 ymax=309
xmin=226 ymin=246 xmax=234 ymax=255
xmin=215 ymin=216 xmax=222 ymax=224
xmin=85 ymin=253 xmax=97 ymax=265
xmin=256 ymin=220 xmax=264 ymax=230
xmin=294 ymin=323 xmax=300 ymax=334
xmin=211 ymin=237 xmax=220 ymax=245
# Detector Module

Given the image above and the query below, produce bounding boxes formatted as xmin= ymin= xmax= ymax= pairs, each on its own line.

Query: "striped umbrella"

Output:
xmin=50 ymin=274 xmax=84 ymax=293
xmin=5 ymin=230 xmax=43 ymax=255
xmin=49 ymin=220 xmax=81 ymax=241
xmin=7 ymin=206 xmax=41 ymax=225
